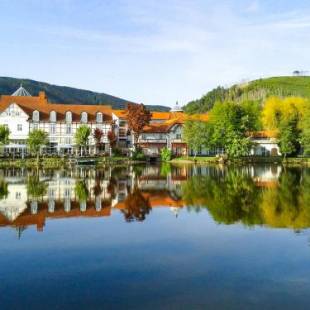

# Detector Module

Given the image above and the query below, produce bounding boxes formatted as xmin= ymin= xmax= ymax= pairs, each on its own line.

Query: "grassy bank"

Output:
xmin=170 ymin=156 xmax=218 ymax=164
xmin=0 ymin=156 xmax=145 ymax=169
xmin=170 ymin=156 xmax=310 ymax=166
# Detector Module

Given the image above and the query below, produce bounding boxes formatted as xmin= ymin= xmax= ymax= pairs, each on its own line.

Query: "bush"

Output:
xmin=112 ymin=147 xmax=122 ymax=157
xmin=132 ymin=147 xmax=146 ymax=161
xmin=160 ymin=147 xmax=172 ymax=161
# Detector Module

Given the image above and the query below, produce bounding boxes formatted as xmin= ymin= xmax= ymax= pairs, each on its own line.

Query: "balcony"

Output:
xmin=171 ymin=138 xmax=183 ymax=143
xmin=139 ymin=139 xmax=167 ymax=144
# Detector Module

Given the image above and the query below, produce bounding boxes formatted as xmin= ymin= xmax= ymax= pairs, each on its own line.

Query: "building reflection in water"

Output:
xmin=1 ymin=164 xmax=309 ymax=234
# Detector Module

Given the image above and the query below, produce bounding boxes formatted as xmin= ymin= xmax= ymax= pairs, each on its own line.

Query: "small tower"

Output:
xmin=11 ymin=84 xmax=32 ymax=96
xmin=171 ymin=101 xmax=183 ymax=112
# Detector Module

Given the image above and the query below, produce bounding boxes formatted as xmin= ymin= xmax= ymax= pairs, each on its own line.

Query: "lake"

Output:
xmin=0 ymin=164 xmax=310 ymax=309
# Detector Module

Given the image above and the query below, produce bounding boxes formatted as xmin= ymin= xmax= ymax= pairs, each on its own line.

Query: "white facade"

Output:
xmin=251 ymin=138 xmax=281 ymax=156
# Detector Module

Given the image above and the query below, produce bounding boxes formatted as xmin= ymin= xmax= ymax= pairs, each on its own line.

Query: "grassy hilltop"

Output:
xmin=185 ymin=76 xmax=310 ymax=113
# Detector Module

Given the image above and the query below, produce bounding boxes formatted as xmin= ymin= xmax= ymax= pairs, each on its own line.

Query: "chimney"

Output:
xmin=39 ymin=91 xmax=46 ymax=99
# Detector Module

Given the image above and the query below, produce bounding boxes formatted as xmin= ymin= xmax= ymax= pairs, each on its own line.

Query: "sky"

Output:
xmin=1 ymin=0 xmax=310 ymax=107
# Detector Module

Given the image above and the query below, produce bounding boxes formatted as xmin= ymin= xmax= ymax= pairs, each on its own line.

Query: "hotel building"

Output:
xmin=0 ymin=86 xmax=280 ymax=157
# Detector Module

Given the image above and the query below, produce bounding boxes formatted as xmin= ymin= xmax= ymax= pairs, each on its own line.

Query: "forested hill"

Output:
xmin=0 ymin=77 xmax=170 ymax=112
xmin=185 ymin=76 xmax=310 ymax=114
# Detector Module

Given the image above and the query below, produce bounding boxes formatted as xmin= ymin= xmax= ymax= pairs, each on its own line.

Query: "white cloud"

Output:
xmin=1 ymin=0 xmax=310 ymax=106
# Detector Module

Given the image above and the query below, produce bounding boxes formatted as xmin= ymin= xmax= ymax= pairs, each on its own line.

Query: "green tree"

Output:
xmin=210 ymin=101 xmax=254 ymax=158
xmin=75 ymin=125 xmax=91 ymax=156
xmin=278 ymin=118 xmax=300 ymax=159
xmin=0 ymin=125 xmax=10 ymax=145
xmin=0 ymin=125 xmax=10 ymax=155
xmin=160 ymin=147 xmax=172 ymax=161
xmin=185 ymin=86 xmax=228 ymax=113
xmin=183 ymin=120 xmax=212 ymax=158
xmin=27 ymin=129 xmax=48 ymax=165
xmin=300 ymin=106 xmax=310 ymax=155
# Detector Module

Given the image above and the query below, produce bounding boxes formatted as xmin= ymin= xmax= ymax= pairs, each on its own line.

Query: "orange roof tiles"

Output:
xmin=0 ymin=91 xmax=209 ymax=126
xmin=249 ymin=130 xmax=278 ymax=138
xmin=0 ymin=93 xmax=113 ymax=122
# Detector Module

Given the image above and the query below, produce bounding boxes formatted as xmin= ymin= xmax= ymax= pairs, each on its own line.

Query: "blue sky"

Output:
xmin=1 ymin=0 xmax=310 ymax=107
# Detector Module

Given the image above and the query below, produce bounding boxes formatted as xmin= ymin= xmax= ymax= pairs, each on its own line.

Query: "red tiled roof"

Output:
xmin=0 ymin=92 xmax=113 ymax=122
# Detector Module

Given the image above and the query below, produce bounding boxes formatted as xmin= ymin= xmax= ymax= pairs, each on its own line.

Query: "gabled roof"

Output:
xmin=0 ymin=92 xmax=113 ymax=122
xmin=142 ymin=113 xmax=209 ymax=133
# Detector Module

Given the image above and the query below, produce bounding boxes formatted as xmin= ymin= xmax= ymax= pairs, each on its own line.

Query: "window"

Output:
xmin=66 ymin=124 xmax=72 ymax=134
xmin=66 ymin=111 xmax=72 ymax=123
xmin=50 ymin=111 xmax=57 ymax=122
xmin=33 ymin=110 xmax=40 ymax=122
xmin=33 ymin=123 xmax=38 ymax=130
xmin=176 ymin=134 xmax=182 ymax=140
xmin=65 ymin=137 xmax=72 ymax=145
xmin=15 ymin=192 xmax=21 ymax=200
xmin=96 ymin=112 xmax=103 ymax=123
xmin=17 ymin=124 xmax=22 ymax=131
xmin=119 ymin=120 xmax=126 ymax=127
xmin=81 ymin=112 xmax=88 ymax=123
xmin=50 ymin=123 xmax=56 ymax=134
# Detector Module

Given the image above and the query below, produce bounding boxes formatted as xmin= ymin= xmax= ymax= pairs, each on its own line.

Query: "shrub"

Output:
xmin=112 ymin=147 xmax=122 ymax=157
xmin=160 ymin=147 xmax=172 ymax=161
xmin=132 ymin=147 xmax=146 ymax=161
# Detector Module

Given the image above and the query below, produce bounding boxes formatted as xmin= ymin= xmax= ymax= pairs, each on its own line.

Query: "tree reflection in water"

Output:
xmin=27 ymin=176 xmax=47 ymax=200
xmin=182 ymin=170 xmax=262 ymax=226
xmin=182 ymin=168 xmax=310 ymax=229
xmin=122 ymin=187 xmax=151 ymax=222
xmin=0 ymin=179 xmax=8 ymax=200
xmin=1 ymin=165 xmax=310 ymax=230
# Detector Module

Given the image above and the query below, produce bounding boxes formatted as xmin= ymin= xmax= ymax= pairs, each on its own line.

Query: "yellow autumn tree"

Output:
xmin=262 ymin=96 xmax=307 ymax=131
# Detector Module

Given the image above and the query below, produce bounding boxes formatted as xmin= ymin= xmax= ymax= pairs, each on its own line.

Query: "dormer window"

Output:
xmin=96 ymin=112 xmax=103 ymax=123
xmin=81 ymin=112 xmax=88 ymax=123
xmin=66 ymin=111 xmax=72 ymax=123
xmin=33 ymin=110 xmax=40 ymax=122
xmin=50 ymin=111 xmax=57 ymax=122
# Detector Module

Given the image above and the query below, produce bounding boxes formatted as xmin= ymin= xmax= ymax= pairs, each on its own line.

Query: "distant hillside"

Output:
xmin=185 ymin=76 xmax=310 ymax=113
xmin=0 ymin=77 xmax=170 ymax=112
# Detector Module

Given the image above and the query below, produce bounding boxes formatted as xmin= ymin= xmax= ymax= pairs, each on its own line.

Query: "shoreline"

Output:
xmin=170 ymin=156 xmax=310 ymax=166
xmin=0 ymin=156 xmax=309 ymax=169
xmin=0 ymin=156 xmax=145 ymax=169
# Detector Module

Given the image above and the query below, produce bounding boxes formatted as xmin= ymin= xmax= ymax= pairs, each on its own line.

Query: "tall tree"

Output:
xmin=27 ymin=129 xmax=48 ymax=165
xmin=278 ymin=117 xmax=300 ymax=158
xmin=209 ymin=101 xmax=254 ymax=158
xmin=75 ymin=125 xmax=91 ymax=156
xmin=0 ymin=125 xmax=10 ymax=156
xmin=0 ymin=125 xmax=10 ymax=145
xmin=183 ymin=120 xmax=212 ymax=158
xmin=126 ymin=103 xmax=151 ymax=148
xmin=107 ymin=130 xmax=117 ymax=151
xmin=93 ymin=128 xmax=103 ymax=154
xmin=300 ymin=106 xmax=310 ymax=155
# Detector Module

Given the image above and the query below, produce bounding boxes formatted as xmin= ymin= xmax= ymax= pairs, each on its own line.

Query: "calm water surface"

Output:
xmin=0 ymin=164 xmax=310 ymax=309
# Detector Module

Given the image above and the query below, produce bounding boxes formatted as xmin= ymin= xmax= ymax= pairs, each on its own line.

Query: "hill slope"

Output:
xmin=185 ymin=76 xmax=310 ymax=113
xmin=0 ymin=77 xmax=170 ymax=112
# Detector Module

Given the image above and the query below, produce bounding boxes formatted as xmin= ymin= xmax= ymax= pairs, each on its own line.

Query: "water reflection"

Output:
xmin=0 ymin=164 xmax=310 ymax=233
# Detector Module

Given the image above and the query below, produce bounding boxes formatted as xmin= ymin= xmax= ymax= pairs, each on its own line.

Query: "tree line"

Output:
xmin=183 ymin=96 xmax=310 ymax=158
